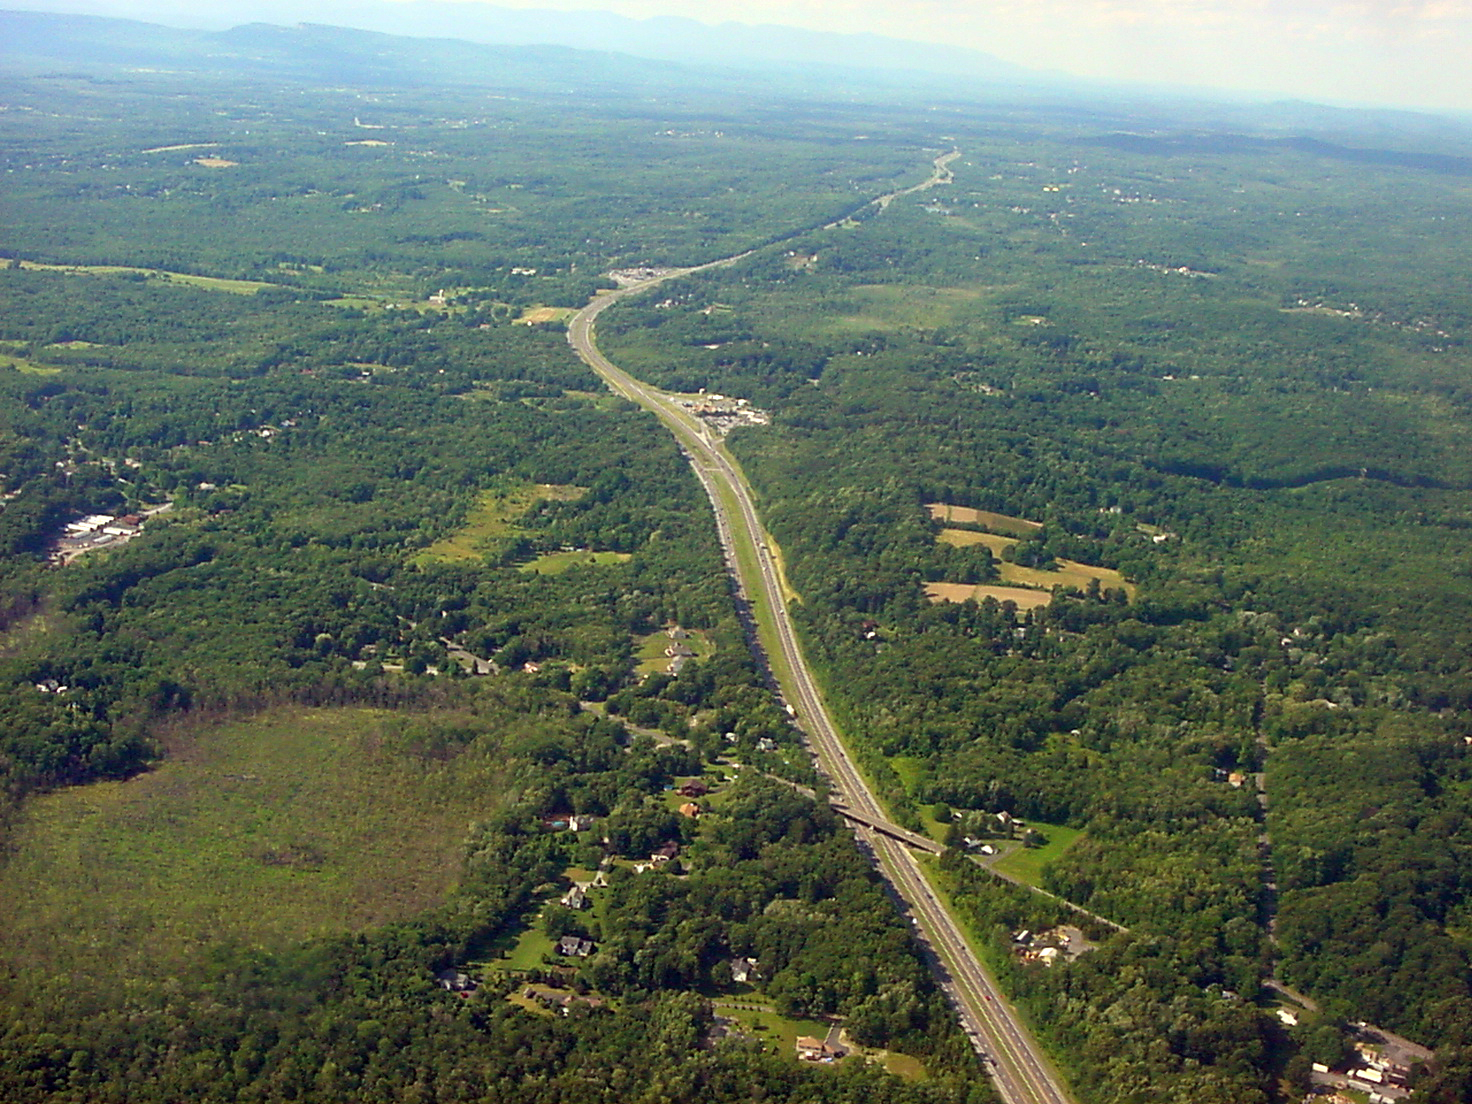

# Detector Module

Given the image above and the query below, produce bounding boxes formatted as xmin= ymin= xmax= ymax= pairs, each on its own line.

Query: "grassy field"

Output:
xmin=926 ymin=503 xmax=1042 ymax=537
xmin=934 ymin=523 xmax=1135 ymax=599
xmin=0 ymin=353 xmax=61 ymax=374
xmin=516 ymin=306 xmax=577 ymax=325
xmin=711 ymin=1002 xmax=835 ymax=1058
xmin=414 ymin=482 xmax=584 ymax=564
xmin=0 ymin=707 xmax=509 ymax=984
xmin=17 ymin=259 xmax=274 ymax=294
xmin=938 ymin=527 xmax=1015 ymax=557
xmin=1000 ymin=558 xmax=1135 ymax=598
xmin=992 ymin=820 xmax=1085 ymax=888
xmin=520 ymin=549 xmax=632 ymax=574
xmin=811 ymin=284 xmax=989 ymax=334
xmin=497 ymin=923 xmax=559 ymax=972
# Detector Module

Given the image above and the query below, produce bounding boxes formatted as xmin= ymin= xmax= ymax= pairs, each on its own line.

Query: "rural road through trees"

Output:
xmin=565 ymin=150 xmax=1076 ymax=1104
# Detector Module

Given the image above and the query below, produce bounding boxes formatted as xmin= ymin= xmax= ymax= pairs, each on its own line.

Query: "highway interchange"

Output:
xmin=566 ymin=182 xmax=1076 ymax=1103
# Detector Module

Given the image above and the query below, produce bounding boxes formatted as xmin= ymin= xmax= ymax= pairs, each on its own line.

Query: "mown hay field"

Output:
xmin=926 ymin=502 xmax=1042 ymax=538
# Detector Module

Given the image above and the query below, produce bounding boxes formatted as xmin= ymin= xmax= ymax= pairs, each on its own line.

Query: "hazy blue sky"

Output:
xmin=30 ymin=0 xmax=1472 ymax=111
xmin=500 ymin=0 xmax=1470 ymax=110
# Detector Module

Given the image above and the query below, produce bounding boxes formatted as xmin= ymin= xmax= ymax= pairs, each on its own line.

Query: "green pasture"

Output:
xmin=993 ymin=820 xmax=1085 ymax=889
xmin=520 ymin=549 xmax=631 ymax=574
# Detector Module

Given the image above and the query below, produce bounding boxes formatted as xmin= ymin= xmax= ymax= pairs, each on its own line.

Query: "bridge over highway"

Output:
xmin=831 ymin=802 xmax=945 ymax=855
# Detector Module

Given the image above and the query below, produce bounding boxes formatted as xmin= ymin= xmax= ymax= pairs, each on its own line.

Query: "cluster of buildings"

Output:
xmin=1011 ymin=926 xmax=1094 ymax=968
xmin=606 ymin=266 xmax=677 ymax=288
xmin=1307 ymin=1023 xmax=1429 ymax=1103
xmin=51 ymin=511 xmax=145 ymax=564
xmin=665 ymin=626 xmax=696 ymax=674
xmin=674 ymin=392 xmax=771 ymax=436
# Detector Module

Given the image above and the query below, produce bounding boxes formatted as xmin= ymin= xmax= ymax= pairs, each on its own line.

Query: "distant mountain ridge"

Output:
xmin=1 ymin=0 xmax=1044 ymax=86
xmin=0 ymin=9 xmax=745 ymax=93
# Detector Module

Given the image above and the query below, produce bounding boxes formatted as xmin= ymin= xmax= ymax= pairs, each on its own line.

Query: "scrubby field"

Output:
xmin=0 ymin=707 xmax=509 ymax=984
xmin=414 ymin=482 xmax=584 ymax=564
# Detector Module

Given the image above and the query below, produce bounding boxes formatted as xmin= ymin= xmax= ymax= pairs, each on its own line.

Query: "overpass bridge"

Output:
xmin=831 ymin=802 xmax=945 ymax=855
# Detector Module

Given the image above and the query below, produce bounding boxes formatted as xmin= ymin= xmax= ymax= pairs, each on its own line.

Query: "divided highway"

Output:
xmin=566 ymin=157 xmax=1075 ymax=1104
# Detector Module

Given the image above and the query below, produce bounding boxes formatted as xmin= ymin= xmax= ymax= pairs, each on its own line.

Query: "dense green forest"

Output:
xmin=4 ymin=21 xmax=1472 ymax=1104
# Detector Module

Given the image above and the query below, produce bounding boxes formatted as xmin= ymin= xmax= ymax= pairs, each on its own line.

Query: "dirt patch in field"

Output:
xmin=345 ymin=140 xmax=392 ymax=147
xmin=924 ymin=583 xmax=1054 ymax=609
xmin=194 ymin=157 xmax=239 ymax=168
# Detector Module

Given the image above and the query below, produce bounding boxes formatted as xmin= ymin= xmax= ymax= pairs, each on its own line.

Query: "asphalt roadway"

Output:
xmin=567 ymin=257 xmax=1076 ymax=1104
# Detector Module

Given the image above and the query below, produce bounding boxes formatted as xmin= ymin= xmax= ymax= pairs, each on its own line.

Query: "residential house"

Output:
xmin=557 ymin=935 xmax=596 ymax=958
xmin=561 ymin=885 xmax=588 ymax=910
xmin=436 ymin=968 xmax=476 ymax=993
xmin=795 ymin=1036 xmax=836 ymax=1062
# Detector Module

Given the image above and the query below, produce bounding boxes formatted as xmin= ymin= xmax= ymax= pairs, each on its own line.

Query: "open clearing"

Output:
xmin=934 ymin=516 xmax=1135 ymax=598
xmin=141 ymin=142 xmax=220 ymax=153
xmin=924 ymin=582 xmax=1055 ymax=609
xmin=818 ymin=284 xmax=989 ymax=333
xmin=938 ymin=527 xmax=1015 ymax=557
xmin=635 ymin=627 xmax=714 ymax=676
xmin=711 ymin=1003 xmax=836 ymax=1058
xmin=516 ymin=306 xmax=577 ymax=325
xmin=520 ymin=549 xmax=631 ymax=574
xmin=0 ymin=707 xmax=509 ymax=984
xmin=927 ymin=502 xmax=1043 ymax=537
xmin=194 ymin=156 xmax=239 ymax=168
xmin=1001 ymin=558 xmax=1134 ymax=597
xmin=992 ymin=819 xmax=1085 ymax=888
xmin=414 ymin=482 xmax=585 ymax=564
xmin=17 ymin=259 xmax=274 ymax=294
xmin=0 ymin=353 xmax=61 ymax=374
